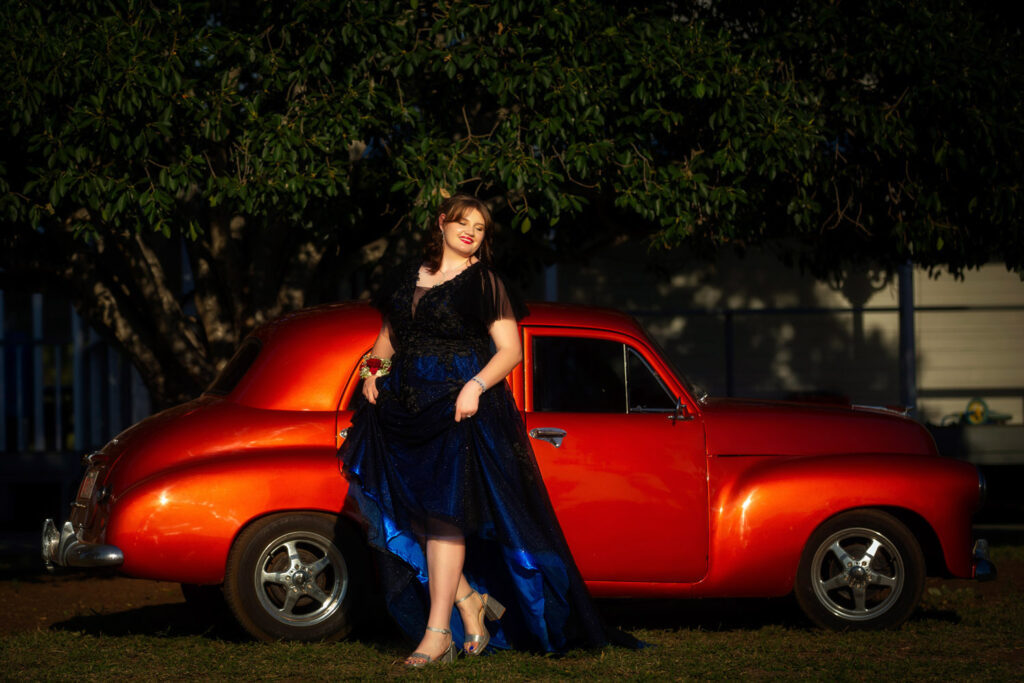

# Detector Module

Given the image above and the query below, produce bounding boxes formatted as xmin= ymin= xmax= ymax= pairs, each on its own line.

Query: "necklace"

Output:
xmin=438 ymin=259 xmax=473 ymax=277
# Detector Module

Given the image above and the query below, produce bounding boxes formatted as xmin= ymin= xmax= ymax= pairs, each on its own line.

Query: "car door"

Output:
xmin=522 ymin=327 xmax=709 ymax=584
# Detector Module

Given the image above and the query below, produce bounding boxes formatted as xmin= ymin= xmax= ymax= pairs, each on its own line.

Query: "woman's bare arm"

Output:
xmin=454 ymin=318 xmax=522 ymax=421
xmin=362 ymin=320 xmax=395 ymax=404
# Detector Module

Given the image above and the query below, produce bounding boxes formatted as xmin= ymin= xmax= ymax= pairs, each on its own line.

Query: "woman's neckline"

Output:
xmin=415 ymin=260 xmax=482 ymax=289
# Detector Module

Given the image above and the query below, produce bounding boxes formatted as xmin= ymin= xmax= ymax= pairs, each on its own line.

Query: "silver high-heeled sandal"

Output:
xmin=455 ymin=589 xmax=506 ymax=655
xmin=404 ymin=625 xmax=456 ymax=667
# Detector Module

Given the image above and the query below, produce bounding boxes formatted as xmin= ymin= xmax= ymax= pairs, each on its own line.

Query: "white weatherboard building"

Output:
xmin=551 ymin=245 xmax=1024 ymax=428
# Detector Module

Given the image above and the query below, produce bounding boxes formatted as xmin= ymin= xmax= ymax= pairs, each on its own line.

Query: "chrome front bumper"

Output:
xmin=41 ymin=519 xmax=124 ymax=571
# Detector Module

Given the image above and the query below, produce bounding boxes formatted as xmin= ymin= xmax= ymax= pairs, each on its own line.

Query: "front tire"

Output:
xmin=223 ymin=513 xmax=368 ymax=642
xmin=795 ymin=509 xmax=925 ymax=630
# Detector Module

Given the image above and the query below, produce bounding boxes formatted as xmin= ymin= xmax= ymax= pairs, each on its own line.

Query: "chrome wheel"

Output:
xmin=253 ymin=530 xmax=348 ymax=627
xmin=809 ymin=526 xmax=903 ymax=621
xmin=224 ymin=513 xmax=368 ymax=642
xmin=795 ymin=509 xmax=925 ymax=630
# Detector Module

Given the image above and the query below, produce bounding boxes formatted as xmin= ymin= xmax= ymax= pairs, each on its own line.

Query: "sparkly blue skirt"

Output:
xmin=339 ymin=347 xmax=610 ymax=652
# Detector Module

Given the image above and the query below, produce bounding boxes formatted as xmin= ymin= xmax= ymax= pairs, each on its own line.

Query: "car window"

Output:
xmin=627 ymin=348 xmax=676 ymax=412
xmin=532 ymin=336 xmax=674 ymax=413
xmin=206 ymin=337 xmax=262 ymax=395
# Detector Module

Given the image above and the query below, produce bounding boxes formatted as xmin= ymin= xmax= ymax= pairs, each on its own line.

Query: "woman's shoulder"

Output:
xmin=470 ymin=261 xmax=529 ymax=322
xmin=471 ymin=260 xmax=509 ymax=282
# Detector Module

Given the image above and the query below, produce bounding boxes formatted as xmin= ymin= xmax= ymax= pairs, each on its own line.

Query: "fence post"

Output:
xmin=724 ymin=310 xmax=735 ymax=397
xmin=55 ymin=342 xmax=63 ymax=452
xmin=898 ymin=261 xmax=918 ymax=414
xmin=107 ymin=345 xmax=122 ymax=437
xmin=89 ymin=327 xmax=105 ymax=451
xmin=0 ymin=289 xmax=5 ymax=452
xmin=131 ymin=364 xmax=151 ymax=424
xmin=72 ymin=306 xmax=87 ymax=453
xmin=32 ymin=293 xmax=45 ymax=451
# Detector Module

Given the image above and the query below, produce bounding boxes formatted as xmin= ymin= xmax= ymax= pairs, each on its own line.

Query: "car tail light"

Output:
xmin=69 ymin=466 xmax=107 ymax=529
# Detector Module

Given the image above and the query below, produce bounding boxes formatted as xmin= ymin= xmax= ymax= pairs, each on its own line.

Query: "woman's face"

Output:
xmin=439 ymin=208 xmax=486 ymax=260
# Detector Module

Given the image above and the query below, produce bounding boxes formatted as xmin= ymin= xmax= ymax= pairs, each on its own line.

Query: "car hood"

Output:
xmin=700 ymin=398 xmax=938 ymax=457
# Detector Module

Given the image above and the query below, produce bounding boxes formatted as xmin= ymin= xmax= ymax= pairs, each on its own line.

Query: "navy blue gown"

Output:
xmin=339 ymin=262 xmax=612 ymax=652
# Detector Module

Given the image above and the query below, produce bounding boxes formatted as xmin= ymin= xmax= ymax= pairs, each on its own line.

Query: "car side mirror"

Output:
xmin=669 ymin=397 xmax=691 ymax=425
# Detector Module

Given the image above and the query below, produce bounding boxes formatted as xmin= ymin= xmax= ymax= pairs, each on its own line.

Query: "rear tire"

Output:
xmin=795 ymin=509 xmax=925 ymax=630
xmin=223 ymin=513 xmax=368 ymax=642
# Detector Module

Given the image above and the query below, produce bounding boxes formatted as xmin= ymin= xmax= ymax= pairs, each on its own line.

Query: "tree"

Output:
xmin=1 ymin=0 xmax=820 ymax=407
xmin=688 ymin=0 xmax=1024 ymax=278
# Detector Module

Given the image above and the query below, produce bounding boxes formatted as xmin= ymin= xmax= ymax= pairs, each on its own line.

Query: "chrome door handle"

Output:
xmin=528 ymin=427 xmax=566 ymax=448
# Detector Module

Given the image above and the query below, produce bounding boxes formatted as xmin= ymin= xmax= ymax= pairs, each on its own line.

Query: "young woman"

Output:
xmin=340 ymin=194 xmax=625 ymax=666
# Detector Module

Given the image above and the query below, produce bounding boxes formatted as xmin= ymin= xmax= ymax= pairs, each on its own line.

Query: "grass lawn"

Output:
xmin=2 ymin=544 xmax=1021 ymax=681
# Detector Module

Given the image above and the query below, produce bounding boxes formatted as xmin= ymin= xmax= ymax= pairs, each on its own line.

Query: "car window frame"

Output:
xmin=625 ymin=346 xmax=677 ymax=413
xmin=521 ymin=325 xmax=696 ymax=415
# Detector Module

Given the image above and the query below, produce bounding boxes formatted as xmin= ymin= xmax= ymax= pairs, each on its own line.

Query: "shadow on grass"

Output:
xmin=51 ymin=602 xmax=251 ymax=641
xmin=601 ymin=593 xmax=968 ymax=633
xmin=46 ymin=595 xmax=812 ymax=644
xmin=48 ymin=594 xmax=407 ymax=648
xmin=41 ymin=593 xmax=975 ymax=647
xmin=598 ymin=596 xmax=806 ymax=633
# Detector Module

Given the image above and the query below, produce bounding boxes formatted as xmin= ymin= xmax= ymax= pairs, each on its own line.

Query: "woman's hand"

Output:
xmin=362 ymin=376 xmax=379 ymax=404
xmin=454 ymin=381 xmax=483 ymax=422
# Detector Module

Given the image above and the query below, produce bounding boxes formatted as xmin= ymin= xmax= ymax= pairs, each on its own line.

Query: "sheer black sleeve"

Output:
xmin=477 ymin=266 xmax=529 ymax=326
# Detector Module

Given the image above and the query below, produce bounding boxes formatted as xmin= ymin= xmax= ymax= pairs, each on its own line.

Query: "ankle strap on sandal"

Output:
xmin=425 ymin=625 xmax=452 ymax=635
xmin=454 ymin=590 xmax=478 ymax=605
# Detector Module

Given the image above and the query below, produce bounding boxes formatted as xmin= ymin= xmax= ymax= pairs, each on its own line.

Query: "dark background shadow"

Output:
xmin=551 ymin=244 xmax=901 ymax=405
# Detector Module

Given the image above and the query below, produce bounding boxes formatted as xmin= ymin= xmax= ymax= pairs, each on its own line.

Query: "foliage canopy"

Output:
xmin=2 ymin=0 xmax=1021 ymax=406
xmin=695 ymin=0 xmax=1024 ymax=277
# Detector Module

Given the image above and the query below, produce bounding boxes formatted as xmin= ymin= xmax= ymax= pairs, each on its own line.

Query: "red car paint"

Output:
xmin=53 ymin=302 xmax=988 ymax=636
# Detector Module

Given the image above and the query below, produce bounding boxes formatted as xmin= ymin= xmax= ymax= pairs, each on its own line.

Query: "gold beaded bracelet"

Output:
xmin=359 ymin=352 xmax=392 ymax=379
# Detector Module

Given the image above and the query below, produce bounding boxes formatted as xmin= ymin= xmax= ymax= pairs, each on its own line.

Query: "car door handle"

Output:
xmin=529 ymin=427 xmax=566 ymax=448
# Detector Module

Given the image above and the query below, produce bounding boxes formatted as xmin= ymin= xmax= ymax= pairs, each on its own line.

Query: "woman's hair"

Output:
xmin=423 ymin=194 xmax=494 ymax=273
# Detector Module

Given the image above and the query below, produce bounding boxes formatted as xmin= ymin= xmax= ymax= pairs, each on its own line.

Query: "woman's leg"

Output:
xmin=407 ymin=520 xmax=464 ymax=661
xmin=454 ymin=573 xmax=487 ymax=652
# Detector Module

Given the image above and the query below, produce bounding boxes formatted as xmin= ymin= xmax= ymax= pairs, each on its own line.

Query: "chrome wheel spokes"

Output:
xmin=253 ymin=530 xmax=348 ymax=627
xmin=811 ymin=526 xmax=904 ymax=621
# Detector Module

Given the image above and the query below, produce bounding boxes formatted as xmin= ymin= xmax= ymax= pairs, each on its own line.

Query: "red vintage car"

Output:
xmin=42 ymin=302 xmax=994 ymax=640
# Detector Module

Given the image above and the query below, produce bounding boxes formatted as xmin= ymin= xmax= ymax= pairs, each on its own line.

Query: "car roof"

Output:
xmin=519 ymin=302 xmax=647 ymax=336
xmin=225 ymin=301 xmax=651 ymax=411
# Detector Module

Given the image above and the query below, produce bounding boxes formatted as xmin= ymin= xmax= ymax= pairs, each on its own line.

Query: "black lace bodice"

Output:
xmin=379 ymin=262 xmax=527 ymax=358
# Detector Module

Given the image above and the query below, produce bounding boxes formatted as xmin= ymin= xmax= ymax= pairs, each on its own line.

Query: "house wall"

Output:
xmin=547 ymin=243 xmax=1024 ymax=425
xmin=914 ymin=267 xmax=1024 ymax=426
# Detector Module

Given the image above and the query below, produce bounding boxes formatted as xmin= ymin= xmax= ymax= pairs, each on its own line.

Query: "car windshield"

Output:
xmin=640 ymin=327 xmax=709 ymax=403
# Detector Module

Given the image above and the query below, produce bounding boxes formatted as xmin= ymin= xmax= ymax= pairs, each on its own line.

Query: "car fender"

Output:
xmin=696 ymin=452 xmax=979 ymax=597
xmin=105 ymin=448 xmax=355 ymax=584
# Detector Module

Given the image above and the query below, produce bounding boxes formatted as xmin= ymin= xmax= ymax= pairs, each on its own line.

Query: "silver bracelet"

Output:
xmin=470 ymin=376 xmax=486 ymax=392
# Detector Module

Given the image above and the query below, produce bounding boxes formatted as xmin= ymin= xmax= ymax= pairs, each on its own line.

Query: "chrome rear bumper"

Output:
xmin=41 ymin=519 xmax=123 ymax=571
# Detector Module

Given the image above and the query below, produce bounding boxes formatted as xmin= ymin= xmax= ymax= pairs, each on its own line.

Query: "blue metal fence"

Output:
xmin=1 ymin=290 xmax=150 ymax=456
